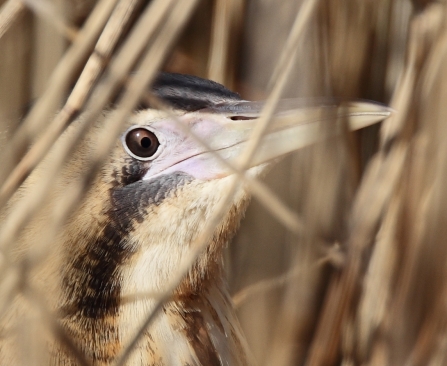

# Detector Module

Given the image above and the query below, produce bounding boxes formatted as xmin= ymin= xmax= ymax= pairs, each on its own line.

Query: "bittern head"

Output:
xmin=60 ymin=73 xmax=391 ymax=303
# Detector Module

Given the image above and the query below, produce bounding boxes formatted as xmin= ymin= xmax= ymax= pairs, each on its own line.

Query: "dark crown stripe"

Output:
xmin=145 ymin=72 xmax=241 ymax=112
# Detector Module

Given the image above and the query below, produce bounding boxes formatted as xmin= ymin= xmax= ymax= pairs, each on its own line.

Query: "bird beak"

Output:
xmin=143 ymin=100 xmax=392 ymax=181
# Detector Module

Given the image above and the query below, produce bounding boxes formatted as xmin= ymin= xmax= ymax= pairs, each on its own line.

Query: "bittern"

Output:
xmin=0 ymin=73 xmax=390 ymax=365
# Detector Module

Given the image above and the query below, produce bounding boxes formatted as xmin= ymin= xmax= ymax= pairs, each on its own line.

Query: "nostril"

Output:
xmin=229 ymin=116 xmax=257 ymax=121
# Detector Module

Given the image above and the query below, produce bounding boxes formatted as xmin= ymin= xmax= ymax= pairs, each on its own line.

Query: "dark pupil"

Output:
xmin=125 ymin=128 xmax=160 ymax=159
xmin=141 ymin=137 xmax=151 ymax=149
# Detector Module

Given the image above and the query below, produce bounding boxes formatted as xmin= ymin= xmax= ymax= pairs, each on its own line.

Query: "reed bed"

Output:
xmin=0 ymin=0 xmax=446 ymax=365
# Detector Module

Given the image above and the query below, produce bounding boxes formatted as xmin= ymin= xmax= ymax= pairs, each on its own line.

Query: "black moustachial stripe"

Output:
xmin=61 ymin=172 xmax=193 ymax=319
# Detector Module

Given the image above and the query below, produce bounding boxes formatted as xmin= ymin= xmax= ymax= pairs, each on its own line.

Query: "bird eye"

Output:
xmin=124 ymin=127 xmax=160 ymax=160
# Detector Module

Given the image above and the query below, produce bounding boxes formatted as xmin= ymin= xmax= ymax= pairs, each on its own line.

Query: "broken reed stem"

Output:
xmin=207 ymin=0 xmax=243 ymax=84
xmin=207 ymin=0 xmax=244 ymax=86
xmin=207 ymin=0 xmax=229 ymax=83
xmin=0 ymin=0 xmax=139 ymax=211
xmin=0 ymin=0 xmax=119 ymax=200
xmin=0 ymin=0 xmax=25 ymax=40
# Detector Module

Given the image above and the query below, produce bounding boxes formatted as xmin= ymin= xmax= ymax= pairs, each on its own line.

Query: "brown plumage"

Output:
xmin=0 ymin=73 xmax=390 ymax=365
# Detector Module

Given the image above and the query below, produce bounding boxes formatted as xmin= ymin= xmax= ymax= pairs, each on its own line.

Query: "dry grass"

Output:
xmin=0 ymin=0 xmax=446 ymax=365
